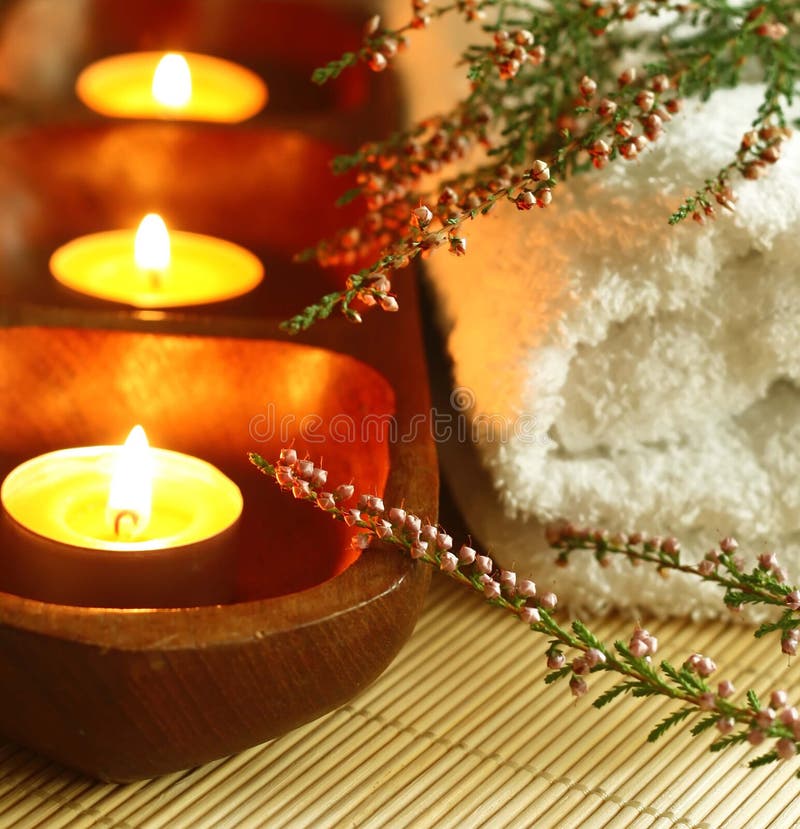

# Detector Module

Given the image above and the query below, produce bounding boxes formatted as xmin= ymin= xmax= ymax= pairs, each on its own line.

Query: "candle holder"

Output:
xmin=0 ymin=326 xmax=435 ymax=781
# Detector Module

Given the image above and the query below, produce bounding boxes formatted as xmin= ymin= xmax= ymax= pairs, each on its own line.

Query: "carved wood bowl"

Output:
xmin=0 ymin=327 xmax=434 ymax=782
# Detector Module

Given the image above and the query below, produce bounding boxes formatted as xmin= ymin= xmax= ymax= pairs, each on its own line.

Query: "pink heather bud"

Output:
xmin=458 ymin=545 xmax=476 ymax=564
xmin=379 ymin=295 xmax=399 ymax=313
xmin=344 ymin=509 xmax=361 ymax=526
xmin=757 ymin=22 xmax=788 ymax=40
xmin=629 ymin=639 xmax=648 ymax=659
xmin=633 ymin=135 xmax=649 ymax=153
xmin=368 ymin=496 xmax=385 ymax=513
xmin=705 ymin=549 xmax=721 ymax=564
xmin=493 ymin=29 xmax=510 ymax=46
xmin=405 ymin=514 xmax=422 ymax=538
xmin=756 ymin=708 xmax=776 ymax=729
xmin=483 ymin=580 xmax=501 ymax=601
xmin=367 ymin=51 xmax=388 ymax=72
xmin=449 ymin=236 xmax=467 ymax=257
xmin=585 ymin=648 xmax=606 ymax=668
xmin=781 ymin=707 xmax=799 ymax=725
xmin=590 ymin=139 xmax=610 ymax=158
xmin=528 ymin=160 xmax=550 ymax=181
xmin=411 ymin=540 xmax=428 ymax=559
xmin=651 ymin=74 xmax=670 ymax=92
xmin=618 ymin=67 xmax=637 ymax=86
xmin=439 ymin=187 xmax=458 ymax=205
xmin=420 ymin=524 xmax=437 ymax=543
xmin=777 ymin=738 xmax=797 ymax=760
xmin=572 ymin=657 xmax=589 ymax=675
xmin=536 ymin=188 xmax=553 ymax=208
xmin=515 ymin=29 xmax=535 ymax=46
xmin=520 ymin=606 xmax=541 ymax=624
xmin=372 ymin=275 xmax=391 ymax=294
xmin=547 ymin=651 xmax=565 ymax=669
xmin=782 ymin=637 xmax=798 ymax=656
xmin=697 ymin=657 xmax=717 ymax=677
xmin=357 ymin=494 xmax=370 ymax=511
xmin=717 ymin=680 xmax=735 ymax=698
xmin=748 ymin=729 xmax=766 ymax=746
xmin=515 ymin=190 xmax=536 ymax=211
xmin=292 ymin=482 xmax=310 ymax=499
xmin=364 ymin=14 xmax=381 ymax=36
xmin=597 ymin=98 xmax=617 ymax=118
xmin=697 ymin=560 xmax=715 ymax=576
xmin=475 ymin=555 xmax=493 ymax=574
xmin=570 ymin=676 xmax=588 ymax=697
xmin=440 ymin=552 xmax=458 ymax=573
xmin=634 ymin=90 xmax=655 ymax=112
xmin=615 ymin=119 xmax=634 ymax=138
xmin=759 ymin=552 xmax=779 ymax=570
xmin=317 ymin=492 xmax=336 ymax=510
xmin=716 ymin=717 xmax=735 ymax=735
xmin=579 ymin=75 xmax=597 ymax=98
xmin=276 ymin=468 xmax=295 ymax=487
xmin=436 ymin=532 xmax=453 ymax=552
xmin=375 ymin=519 xmax=393 ymax=539
xmin=719 ymin=536 xmax=738 ymax=553
xmin=698 ymin=692 xmax=716 ymax=711
xmin=660 ymin=536 xmax=680 ymax=557
xmin=785 ymin=590 xmax=800 ymax=611
xmin=500 ymin=570 xmax=517 ymax=590
xmin=498 ymin=58 xmax=521 ymax=81
xmin=335 ymin=484 xmax=355 ymax=501
xmin=517 ymin=579 xmax=536 ymax=598
xmin=279 ymin=448 xmax=298 ymax=465
xmin=478 ymin=573 xmax=492 ymax=586
xmin=539 ymin=592 xmax=558 ymax=610
xmin=774 ymin=566 xmax=788 ymax=584
xmin=380 ymin=38 xmax=398 ymax=58
xmin=388 ymin=507 xmax=406 ymax=527
xmin=771 ymin=690 xmax=789 ymax=709
xmin=310 ymin=468 xmax=328 ymax=488
xmin=353 ymin=533 xmax=372 ymax=550
xmin=686 ymin=653 xmax=703 ymax=671
xmin=411 ymin=205 xmax=433 ymax=228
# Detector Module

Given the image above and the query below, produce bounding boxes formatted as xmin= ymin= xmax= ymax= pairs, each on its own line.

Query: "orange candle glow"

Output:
xmin=49 ymin=213 xmax=264 ymax=308
xmin=76 ymin=51 xmax=267 ymax=123
xmin=0 ymin=426 xmax=243 ymax=607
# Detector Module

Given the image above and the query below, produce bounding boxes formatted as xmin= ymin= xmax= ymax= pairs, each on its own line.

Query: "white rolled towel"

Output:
xmin=389 ymin=16 xmax=800 ymax=619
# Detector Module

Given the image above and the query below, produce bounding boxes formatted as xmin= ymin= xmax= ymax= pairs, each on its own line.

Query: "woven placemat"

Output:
xmin=1 ymin=574 xmax=799 ymax=829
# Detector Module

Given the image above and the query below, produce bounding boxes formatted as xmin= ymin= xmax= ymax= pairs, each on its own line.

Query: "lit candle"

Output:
xmin=0 ymin=427 xmax=243 ymax=608
xmin=49 ymin=213 xmax=264 ymax=308
xmin=76 ymin=51 xmax=267 ymax=123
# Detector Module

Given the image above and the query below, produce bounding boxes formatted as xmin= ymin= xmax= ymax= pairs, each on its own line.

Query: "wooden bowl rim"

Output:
xmin=0 ymin=328 xmax=410 ymax=650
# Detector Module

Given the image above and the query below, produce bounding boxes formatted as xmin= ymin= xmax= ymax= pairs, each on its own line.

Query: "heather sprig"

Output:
xmin=250 ymin=448 xmax=800 ymax=775
xmin=547 ymin=523 xmax=800 ymax=656
xmin=283 ymin=0 xmax=798 ymax=332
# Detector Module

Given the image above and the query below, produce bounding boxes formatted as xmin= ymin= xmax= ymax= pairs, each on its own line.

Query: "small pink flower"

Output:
xmin=483 ymin=580 xmax=501 ymax=600
xmin=405 ymin=514 xmax=422 ymax=538
xmin=528 ymin=160 xmax=550 ymax=181
xmin=585 ymin=648 xmax=606 ymax=668
xmin=618 ymin=67 xmax=637 ymax=86
xmin=717 ymin=680 xmax=735 ymax=698
xmin=748 ymin=730 xmax=766 ymax=746
xmin=368 ymin=496 xmax=385 ymax=514
xmin=697 ymin=560 xmax=715 ymax=576
xmin=279 ymin=448 xmax=298 ymax=465
xmin=520 ymin=606 xmax=541 ymax=624
xmin=629 ymin=639 xmax=648 ymax=659
xmin=698 ymin=692 xmax=716 ymax=710
xmin=353 ymin=533 xmax=372 ymax=550
xmin=597 ymin=98 xmax=617 ymax=118
xmin=719 ymin=537 xmax=738 ymax=554
xmin=310 ymin=468 xmax=328 ymax=489
xmin=375 ymin=519 xmax=393 ymax=539
xmin=440 ymin=552 xmax=458 ymax=573
xmin=292 ymin=481 xmax=310 ymax=499
xmin=579 ymin=75 xmax=597 ymax=98
xmin=716 ymin=717 xmax=735 ymax=735
xmin=296 ymin=459 xmax=314 ymax=479
xmin=344 ymin=509 xmax=361 ymax=526
xmin=276 ymin=468 xmax=295 ymax=487
xmin=500 ymin=569 xmax=516 ymax=590
xmin=660 ymin=537 xmax=680 ymax=557
xmin=436 ymin=532 xmax=453 ymax=552
xmin=475 ymin=555 xmax=493 ymax=575
xmin=411 ymin=205 xmax=433 ymax=228
xmin=449 ymin=237 xmax=467 ymax=257
xmin=517 ymin=579 xmax=536 ymax=598
xmin=785 ymin=590 xmax=800 ymax=611
xmin=379 ymin=295 xmax=399 ymax=313
xmin=572 ymin=657 xmax=590 ymax=675
xmin=782 ymin=634 xmax=799 ymax=656
xmin=774 ymin=567 xmax=789 ymax=584
xmin=756 ymin=708 xmax=776 ymax=729
xmin=411 ymin=540 xmax=428 ymax=559
xmin=539 ymin=592 xmax=558 ymax=610
xmin=420 ymin=524 xmax=438 ymax=543
xmin=458 ymin=545 xmax=476 ymax=564
xmin=367 ymin=51 xmax=388 ymax=72
xmin=771 ymin=690 xmax=788 ymax=709
xmin=759 ymin=552 xmax=779 ymax=570
xmin=697 ymin=657 xmax=717 ymax=677
xmin=316 ymin=492 xmax=336 ymax=510
xmin=570 ymin=676 xmax=588 ymax=697
xmin=388 ymin=507 xmax=406 ymax=527
xmin=781 ymin=707 xmax=799 ymax=726
xmin=777 ymin=738 xmax=797 ymax=760
xmin=547 ymin=651 xmax=565 ymax=670
xmin=335 ymin=484 xmax=355 ymax=501
xmin=515 ymin=191 xmax=535 ymax=211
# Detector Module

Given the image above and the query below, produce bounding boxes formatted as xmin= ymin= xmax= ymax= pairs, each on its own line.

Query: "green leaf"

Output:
xmin=335 ymin=188 xmax=363 ymax=208
xmin=593 ymin=683 xmax=633 ymax=709
xmin=647 ymin=708 xmax=694 ymax=742
xmin=690 ymin=715 xmax=719 ymax=736
xmin=747 ymin=690 xmax=761 ymax=712
xmin=544 ymin=666 xmax=572 ymax=685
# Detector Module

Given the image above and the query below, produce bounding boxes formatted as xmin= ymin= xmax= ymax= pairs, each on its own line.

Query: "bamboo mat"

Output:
xmin=2 ymin=575 xmax=800 ymax=829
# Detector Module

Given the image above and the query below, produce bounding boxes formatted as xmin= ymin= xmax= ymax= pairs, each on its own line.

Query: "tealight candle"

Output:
xmin=76 ymin=51 xmax=267 ymax=122
xmin=0 ymin=427 xmax=243 ymax=608
xmin=49 ymin=213 xmax=264 ymax=308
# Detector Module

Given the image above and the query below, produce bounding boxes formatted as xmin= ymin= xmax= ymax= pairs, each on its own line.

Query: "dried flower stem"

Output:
xmin=250 ymin=449 xmax=800 ymax=775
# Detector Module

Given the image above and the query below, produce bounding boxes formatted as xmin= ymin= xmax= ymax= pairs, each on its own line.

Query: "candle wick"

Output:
xmin=114 ymin=510 xmax=140 ymax=539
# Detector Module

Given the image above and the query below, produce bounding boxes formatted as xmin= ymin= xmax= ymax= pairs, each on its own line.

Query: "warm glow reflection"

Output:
xmin=152 ymin=53 xmax=192 ymax=107
xmin=134 ymin=214 xmax=171 ymax=272
xmin=106 ymin=426 xmax=154 ymax=540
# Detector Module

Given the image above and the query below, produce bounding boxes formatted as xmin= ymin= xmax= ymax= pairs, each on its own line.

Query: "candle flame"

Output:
xmin=107 ymin=425 xmax=154 ymax=540
xmin=134 ymin=213 xmax=171 ymax=272
xmin=152 ymin=53 xmax=192 ymax=107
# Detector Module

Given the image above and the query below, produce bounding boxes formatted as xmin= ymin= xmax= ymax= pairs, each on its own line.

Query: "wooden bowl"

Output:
xmin=0 ymin=327 xmax=434 ymax=781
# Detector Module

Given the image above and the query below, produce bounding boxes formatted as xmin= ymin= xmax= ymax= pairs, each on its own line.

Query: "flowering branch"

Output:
xmin=547 ymin=523 xmax=800 ymax=656
xmin=282 ymin=0 xmax=798 ymax=332
xmin=250 ymin=448 xmax=800 ymax=775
